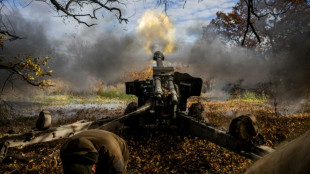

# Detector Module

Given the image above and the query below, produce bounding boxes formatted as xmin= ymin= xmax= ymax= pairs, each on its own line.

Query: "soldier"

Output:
xmin=60 ymin=130 xmax=129 ymax=174
xmin=245 ymin=131 xmax=310 ymax=174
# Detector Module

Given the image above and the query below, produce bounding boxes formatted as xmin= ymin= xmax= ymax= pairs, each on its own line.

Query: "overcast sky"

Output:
xmin=11 ymin=0 xmax=238 ymax=44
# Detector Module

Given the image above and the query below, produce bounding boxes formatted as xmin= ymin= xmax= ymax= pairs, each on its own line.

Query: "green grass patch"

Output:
xmin=29 ymin=90 xmax=137 ymax=105
xmin=96 ymin=90 xmax=136 ymax=100
xmin=231 ymin=91 xmax=267 ymax=102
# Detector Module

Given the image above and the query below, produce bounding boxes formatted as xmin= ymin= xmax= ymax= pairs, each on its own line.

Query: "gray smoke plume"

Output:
xmin=168 ymin=22 xmax=310 ymax=114
xmin=1 ymin=12 xmax=53 ymax=58
xmin=51 ymin=31 xmax=149 ymax=89
xmin=272 ymin=31 xmax=310 ymax=100
xmin=169 ymin=36 xmax=270 ymax=86
xmin=0 ymin=10 xmax=149 ymax=91
xmin=168 ymin=37 xmax=269 ymax=100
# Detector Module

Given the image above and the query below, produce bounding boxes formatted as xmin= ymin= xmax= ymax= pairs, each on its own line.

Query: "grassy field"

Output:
xmin=2 ymin=90 xmax=137 ymax=106
xmin=230 ymin=91 xmax=267 ymax=102
xmin=37 ymin=92 xmax=136 ymax=105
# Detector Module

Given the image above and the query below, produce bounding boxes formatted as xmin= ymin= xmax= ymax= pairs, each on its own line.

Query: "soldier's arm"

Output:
xmin=96 ymin=148 xmax=125 ymax=174
xmin=112 ymin=157 xmax=126 ymax=174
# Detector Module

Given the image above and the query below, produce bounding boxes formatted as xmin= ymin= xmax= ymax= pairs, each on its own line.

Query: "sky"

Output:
xmin=9 ymin=0 xmax=238 ymax=43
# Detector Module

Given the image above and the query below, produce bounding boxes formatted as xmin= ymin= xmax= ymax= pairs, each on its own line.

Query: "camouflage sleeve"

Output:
xmin=96 ymin=147 xmax=125 ymax=174
xmin=112 ymin=158 xmax=125 ymax=174
xmin=111 ymin=147 xmax=126 ymax=174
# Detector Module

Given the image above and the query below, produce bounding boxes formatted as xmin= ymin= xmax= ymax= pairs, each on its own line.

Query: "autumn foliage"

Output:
xmin=206 ymin=0 xmax=310 ymax=48
xmin=0 ymin=34 xmax=53 ymax=90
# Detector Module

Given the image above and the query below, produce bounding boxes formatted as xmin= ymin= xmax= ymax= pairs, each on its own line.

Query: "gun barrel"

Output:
xmin=153 ymin=51 xmax=164 ymax=67
xmin=168 ymin=77 xmax=178 ymax=104
xmin=154 ymin=76 xmax=163 ymax=98
xmin=156 ymin=58 xmax=164 ymax=67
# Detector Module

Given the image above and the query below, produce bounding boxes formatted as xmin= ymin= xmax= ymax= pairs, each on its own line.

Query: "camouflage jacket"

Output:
xmin=60 ymin=130 xmax=129 ymax=174
xmin=245 ymin=131 xmax=310 ymax=174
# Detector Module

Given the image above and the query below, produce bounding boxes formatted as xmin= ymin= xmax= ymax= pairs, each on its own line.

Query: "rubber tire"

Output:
xmin=124 ymin=102 xmax=138 ymax=115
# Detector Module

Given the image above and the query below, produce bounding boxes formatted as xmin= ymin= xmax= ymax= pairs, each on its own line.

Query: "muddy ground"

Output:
xmin=0 ymin=100 xmax=309 ymax=173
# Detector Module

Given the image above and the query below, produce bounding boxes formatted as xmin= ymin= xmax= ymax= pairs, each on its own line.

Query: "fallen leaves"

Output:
xmin=198 ymin=101 xmax=310 ymax=148
xmin=122 ymin=127 xmax=252 ymax=173
xmin=0 ymin=100 xmax=309 ymax=173
xmin=0 ymin=140 xmax=65 ymax=174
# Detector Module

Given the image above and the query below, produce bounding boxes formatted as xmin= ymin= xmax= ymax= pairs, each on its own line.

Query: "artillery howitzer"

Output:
xmin=125 ymin=51 xmax=202 ymax=123
xmin=0 ymin=51 xmax=273 ymax=163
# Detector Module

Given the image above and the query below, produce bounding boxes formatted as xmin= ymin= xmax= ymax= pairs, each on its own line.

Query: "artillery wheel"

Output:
xmin=229 ymin=115 xmax=260 ymax=141
xmin=36 ymin=110 xmax=51 ymax=130
xmin=124 ymin=102 xmax=138 ymax=115
xmin=189 ymin=103 xmax=205 ymax=120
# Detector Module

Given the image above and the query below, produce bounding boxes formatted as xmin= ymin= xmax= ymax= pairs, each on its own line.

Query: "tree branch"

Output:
xmin=249 ymin=21 xmax=261 ymax=43
xmin=0 ymin=30 xmax=21 ymax=41
xmin=241 ymin=0 xmax=300 ymax=46
xmin=48 ymin=0 xmax=128 ymax=27
xmin=183 ymin=0 xmax=187 ymax=9
xmin=0 ymin=63 xmax=53 ymax=88
xmin=242 ymin=19 xmax=250 ymax=46
xmin=242 ymin=0 xmax=261 ymax=46
xmin=1 ymin=72 xmax=14 ymax=94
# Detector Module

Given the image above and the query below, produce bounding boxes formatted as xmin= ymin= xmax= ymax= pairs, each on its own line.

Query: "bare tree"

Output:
xmin=37 ymin=0 xmax=129 ymax=27
xmin=241 ymin=0 xmax=302 ymax=46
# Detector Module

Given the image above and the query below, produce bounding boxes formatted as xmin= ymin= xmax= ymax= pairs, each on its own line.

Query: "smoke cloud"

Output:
xmin=1 ymin=11 xmax=150 ymax=91
xmin=273 ymin=32 xmax=310 ymax=99
xmin=136 ymin=9 xmax=176 ymax=54
xmin=51 ymin=31 xmax=149 ymax=89
xmin=168 ymin=22 xmax=310 ymax=106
